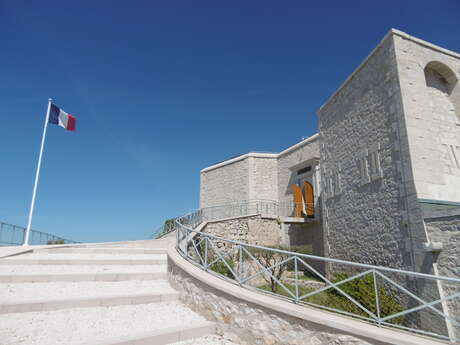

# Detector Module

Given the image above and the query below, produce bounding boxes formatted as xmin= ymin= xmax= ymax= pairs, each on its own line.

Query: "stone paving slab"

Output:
xmin=0 ymin=271 xmax=167 ymax=282
xmin=1 ymin=253 xmax=166 ymax=259
xmin=0 ymin=302 xmax=210 ymax=345
xmin=170 ymin=335 xmax=239 ymax=345
xmin=0 ymin=264 xmax=165 ymax=274
xmin=35 ymin=247 xmax=167 ymax=254
xmin=0 ymin=280 xmax=173 ymax=303
xmin=0 ymin=258 xmax=166 ymax=265
xmin=0 ymin=291 xmax=179 ymax=314
xmin=80 ymin=321 xmax=215 ymax=345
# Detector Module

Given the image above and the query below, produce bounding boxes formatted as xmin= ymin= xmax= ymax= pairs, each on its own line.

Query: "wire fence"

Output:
xmin=175 ymin=208 xmax=460 ymax=343
xmin=0 ymin=221 xmax=79 ymax=246
xmin=153 ymin=199 xmax=316 ymax=239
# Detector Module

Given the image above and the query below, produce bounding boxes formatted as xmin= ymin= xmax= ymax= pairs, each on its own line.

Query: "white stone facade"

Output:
xmin=199 ymin=29 xmax=460 ymax=279
xmin=196 ymin=30 xmax=460 ymax=338
xmin=393 ymin=33 xmax=460 ymax=203
xmin=200 ymin=137 xmax=320 ymax=210
xmin=200 ymin=156 xmax=251 ymax=208
xmin=318 ymin=32 xmax=414 ymax=269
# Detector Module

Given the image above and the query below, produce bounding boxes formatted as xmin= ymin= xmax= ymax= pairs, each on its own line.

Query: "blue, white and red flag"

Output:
xmin=49 ymin=103 xmax=76 ymax=131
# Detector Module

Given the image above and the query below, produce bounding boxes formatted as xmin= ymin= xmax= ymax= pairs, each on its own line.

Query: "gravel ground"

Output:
xmin=0 ymin=264 xmax=165 ymax=274
xmin=171 ymin=335 xmax=239 ymax=345
xmin=0 ymin=302 xmax=207 ymax=345
xmin=0 ymin=280 xmax=173 ymax=303
xmin=2 ymin=253 xmax=166 ymax=260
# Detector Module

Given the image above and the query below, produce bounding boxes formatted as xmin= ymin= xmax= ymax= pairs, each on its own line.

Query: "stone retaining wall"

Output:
xmin=203 ymin=216 xmax=283 ymax=247
xmin=168 ymin=256 xmax=378 ymax=345
xmin=168 ymin=246 xmax=442 ymax=345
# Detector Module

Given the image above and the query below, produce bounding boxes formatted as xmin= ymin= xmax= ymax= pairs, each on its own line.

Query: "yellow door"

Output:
xmin=292 ymin=184 xmax=304 ymax=217
xmin=303 ymin=181 xmax=314 ymax=217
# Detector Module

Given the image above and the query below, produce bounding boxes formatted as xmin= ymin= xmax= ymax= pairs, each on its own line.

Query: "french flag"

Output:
xmin=49 ymin=104 xmax=76 ymax=131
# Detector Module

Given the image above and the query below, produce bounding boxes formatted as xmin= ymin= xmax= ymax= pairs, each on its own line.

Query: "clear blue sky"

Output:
xmin=0 ymin=1 xmax=459 ymax=243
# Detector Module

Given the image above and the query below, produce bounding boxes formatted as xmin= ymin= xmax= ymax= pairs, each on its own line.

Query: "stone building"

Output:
xmin=200 ymin=135 xmax=323 ymax=256
xmin=199 ymin=29 xmax=460 ymax=285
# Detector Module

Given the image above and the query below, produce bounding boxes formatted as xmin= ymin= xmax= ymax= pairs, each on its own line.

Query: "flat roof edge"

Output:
xmin=201 ymin=133 xmax=320 ymax=173
xmin=278 ymin=133 xmax=320 ymax=157
xmin=200 ymin=152 xmax=277 ymax=173
xmin=317 ymin=29 xmax=460 ymax=116
xmin=317 ymin=29 xmax=394 ymax=115
xmin=391 ymin=28 xmax=460 ymax=60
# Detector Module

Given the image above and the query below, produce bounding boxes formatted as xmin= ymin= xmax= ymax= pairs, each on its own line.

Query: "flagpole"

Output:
xmin=23 ymin=98 xmax=53 ymax=246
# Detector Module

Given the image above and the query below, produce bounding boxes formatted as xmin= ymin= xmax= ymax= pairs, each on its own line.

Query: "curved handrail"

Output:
xmin=153 ymin=199 xmax=315 ymax=239
xmin=0 ymin=221 xmax=79 ymax=246
xmin=172 ymin=206 xmax=460 ymax=343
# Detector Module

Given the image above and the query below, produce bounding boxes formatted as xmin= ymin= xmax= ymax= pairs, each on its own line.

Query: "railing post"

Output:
xmin=204 ymin=238 xmax=208 ymax=270
xmin=239 ymin=245 xmax=243 ymax=285
xmin=176 ymin=223 xmax=179 ymax=244
xmin=373 ymin=270 xmax=381 ymax=326
xmin=295 ymin=256 xmax=299 ymax=303
xmin=11 ymin=225 xmax=16 ymax=245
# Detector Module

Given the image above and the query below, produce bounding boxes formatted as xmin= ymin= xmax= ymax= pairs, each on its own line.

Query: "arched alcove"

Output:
xmin=424 ymin=61 xmax=460 ymax=123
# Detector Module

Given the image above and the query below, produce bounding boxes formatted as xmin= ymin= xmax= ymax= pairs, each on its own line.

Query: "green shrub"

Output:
xmin=47 ymin=239 xmax=65 ymax=245
xmin=287 ymin=245 xmax=323 ymax=280
xmin=209 ymin=257 xmax=235 ymax=279
xmin=331 ymin=273 xmax=404 ymax=324
xmin=258 ymin=273 xmax=404 ymax=325
xmin=290 ymin=245 xmax=312 ymax=255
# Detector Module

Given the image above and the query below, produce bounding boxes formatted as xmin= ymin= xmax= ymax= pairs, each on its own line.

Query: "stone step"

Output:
xmin=34 ymin=247 xmax=167 ymax=254
xmin=169 ymin=335 xmax=238 ymax=345
xmin=0 ymin=264 xmax=164 ymax=275
xmin=79 ymin=321 xmax=215 ymax=345
xmin=0 ymin=271 xmax=167 ymax=283
xmin=0 ymin=279 xmax=173 ymax=304
xmin=0 ymin=302 xmax=214 ymax=345
xmin=0 ymin=291 xmax=179 ymax=314
xmin=89 ymin=239 xmax=173 ymax=248
xmin=0 ymin=258 xmax=166 ymax=265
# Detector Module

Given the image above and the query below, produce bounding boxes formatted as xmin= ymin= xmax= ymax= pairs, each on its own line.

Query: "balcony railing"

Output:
xmin=0 ymin=221 xmax=79 ymax=246
xmin=153 ymin=199 xmax=316 ymax=239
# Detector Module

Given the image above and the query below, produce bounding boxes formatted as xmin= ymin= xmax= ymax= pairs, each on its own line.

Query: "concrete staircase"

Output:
xmin=0 ymin=240 xmax=217 ymax=345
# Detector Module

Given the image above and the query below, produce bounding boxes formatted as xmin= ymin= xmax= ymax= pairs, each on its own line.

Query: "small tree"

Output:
xmin=163 ymin=218 xmax=177 ymax=234
xmin=249 ymin=246 xmax=290 ymax=293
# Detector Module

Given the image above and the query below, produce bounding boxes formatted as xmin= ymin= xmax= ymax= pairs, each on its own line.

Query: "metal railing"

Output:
xmin=175 ymin=208 xmax=460 ymax=343
xmin=153 ymin=199 xmax=316 ymax=239
xmin=0 ymin=221 xmax=79 ymax=246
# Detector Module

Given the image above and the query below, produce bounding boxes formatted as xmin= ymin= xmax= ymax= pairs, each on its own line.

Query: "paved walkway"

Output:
xmin=0 ymin=240 xmax=237 ymax=345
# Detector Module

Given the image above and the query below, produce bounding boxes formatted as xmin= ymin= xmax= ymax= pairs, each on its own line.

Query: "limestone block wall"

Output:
xmin=277 ymin=136 xmax=320 ymax=205
xmin=200 ymin=157 xmax=250 ymax=208
xmin=202 ymin=215 xmax=283 ymax=248
xmin=317 ymin=32 xmax=422 ymax=271
xmin=251 ymin=157 xmax=278 ymax=202
xmin=199 ymin=137 xmax=320 ymax=211
xmin=200 ymin=153 xmax=279 ymax=209
xmin=424 ymin=210 xmax=460 ymax=278
xmin=393 ymin=33 xmax=460 ymax=203
xmin=202 ymin=215 xmax=324 ymax=256
xmin=424 ymin=211 xmax=460 ymax=330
